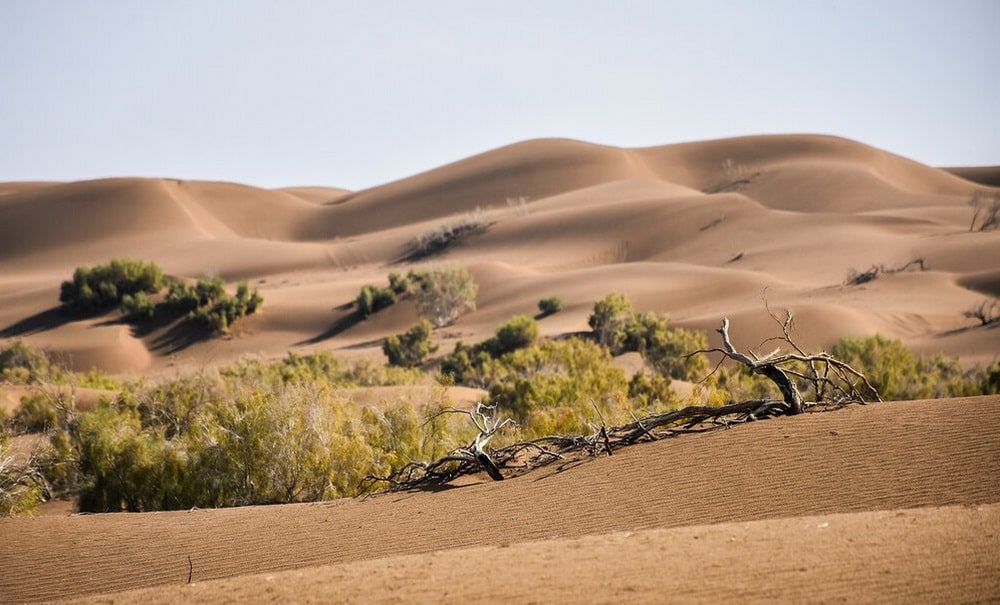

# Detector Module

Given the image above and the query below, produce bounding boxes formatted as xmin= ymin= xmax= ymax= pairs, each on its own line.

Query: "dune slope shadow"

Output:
xmin=0 ymin=306 xmax=100 ymax=338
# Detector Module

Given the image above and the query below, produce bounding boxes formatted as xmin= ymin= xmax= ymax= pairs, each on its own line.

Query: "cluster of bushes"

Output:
xmin=59 ymin=259 xmax=164 ymax=314
xmin=383 ymin=320 xmax=438 ymax=367
xmin=537 ymin=296 xmax=562 ymax=317
xmin=168 ymin=278 xmax=263 ymax=333
xmin=588 ymin=293 xmax=708 ymax=381
xmin=485 ymin=338 xmax=677 ymax=437
xmin=35 ymin=377 xmax=464 ymax=512
xmin=355 ymin=267 xmax=477 ymax=328
xmin=0 ymin=434 xmax=48 ymax=517
xmin=830 ymin=335 xmax=998 ymax=401
xmin=0 ymin=340 xmax=119 ymax=389
xmin=58 ymin=259 xmax=262 ymax=334
xmin=440 ymin=315 xmax=540 ymax=386
xmin=218 ymin=350 xmax=426 ymax=389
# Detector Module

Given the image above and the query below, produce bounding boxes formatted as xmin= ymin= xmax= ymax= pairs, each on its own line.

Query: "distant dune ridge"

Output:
xmin=0 ymin=134 xmax=998 ymax=376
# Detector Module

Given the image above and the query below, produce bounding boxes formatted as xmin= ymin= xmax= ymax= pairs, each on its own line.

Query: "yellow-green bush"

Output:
xmin=59 ymin=259 xmax=164 ymax=313
xmin=830 ymin=334 xmax=988 ymax=401
xmin=486 ymin=338 xmax=641 ymax=436
xmin=383 ymin=320 xmax=438 ymax=367
xmin=69 ymin=377 xmax=461 ymax=511
xmin=0 ymin=433 xmax=47 ymax=517
xmin=440 ymin=315 xmax=539 ymax=385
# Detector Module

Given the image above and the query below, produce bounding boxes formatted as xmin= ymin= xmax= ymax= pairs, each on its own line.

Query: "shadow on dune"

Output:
xmin=0 ymin=306 xmax=89 ymax=338
xmin=296 ymin=311 xmax=364 ymax=346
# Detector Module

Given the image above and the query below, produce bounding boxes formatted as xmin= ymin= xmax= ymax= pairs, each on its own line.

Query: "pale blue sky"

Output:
xmin=1 ymin=1 xmax=997 ymax=189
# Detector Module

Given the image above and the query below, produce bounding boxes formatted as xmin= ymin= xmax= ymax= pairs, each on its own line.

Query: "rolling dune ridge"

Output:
xmin=1 ymin=135 xmax=997 ymax=374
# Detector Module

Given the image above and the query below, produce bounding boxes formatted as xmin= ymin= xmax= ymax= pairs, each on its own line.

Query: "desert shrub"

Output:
xmin=121 ymin=291 xmax=156 ymax=321
xmin=0 ymin=340 xmax=62 ymax=384
xmin=383 ymin=320 xmax=438 ymax=367
xmin=12 ymin=392 xmax=63 ymax=432
xmin=626 ymin=313 xmax=709 ymax=381
xmin=538 ymin=296 xmax=562 ymax=316
xmin=588 ymin=293 xmax=634 ymax=353
xmin=486 ymin=338 xmax=635 ymax=435
xmin=439 ymin=341 xmax=494 ymax=387
xmin=491 ymin=315 xmax=539 ymax=355
xmin=588 ymin=297 xmax=709 ymax=380
xmin=59 ymin=259 xmax=164 ymax=313
xmin=69 ymin=376 xmax=460 ymax=511
xmin=220 ymin=352 xmax=426 ymax=389
xmin=830 ymin=334 xmax=987 ymax=400
xmin=176 ymin=279 xmax=262 ymax=334
xmin=981 ymin=363 xmax=1000 ymax=395
xmin=0 ymin=433 xmax=47 ymax=517
xmin=410 ymin=267 xmax=478 ymax=327
xmin=356 ymin=284 xmax=397 ymax=318
xmin=439 ymin=315 xmax=539 ymax=386
xmin=969 ymin=190 xmax=1000 ymax=232
xmin=627 ymin=370 xmax=679 ymax=409
xmin=408 ymin=212 xmax=490 ymax=260
xmin=388 ymin=272 xmax=411 ymax=294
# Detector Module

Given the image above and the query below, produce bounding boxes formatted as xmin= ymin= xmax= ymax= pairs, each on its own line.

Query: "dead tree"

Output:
xmin=846 ymin=258 xmax=927 ymax=286
xmin=969 ymin=191 xmax=1000 ymax=232
xmin=361 ymin=403 xmax=525 ymax=491
xmin=362 ymin=315 xmax=880 ymax=493
xmin=963 ymin=299 xmax=1000 ymax=326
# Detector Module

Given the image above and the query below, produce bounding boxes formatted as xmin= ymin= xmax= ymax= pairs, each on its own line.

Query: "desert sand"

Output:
xmin=1 ymin=135 xmax=998 ymax=603
xmin=0 ymin=395 xmax=997 ymax=602
xmin=1 ymin=135 xmax=998 ymax=377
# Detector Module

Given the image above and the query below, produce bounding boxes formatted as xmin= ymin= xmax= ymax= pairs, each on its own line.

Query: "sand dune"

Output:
xmin=0 ymin=133 xmax=997 ymax=376
xmin=1 ymin=395 xmax=996 ymax=602
xmin=70 ymin=504 xmax=1000 ymax=605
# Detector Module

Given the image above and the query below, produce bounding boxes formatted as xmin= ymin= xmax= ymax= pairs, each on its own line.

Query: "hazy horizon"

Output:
xmin=2 ymin=0 xmax=998 ymax=190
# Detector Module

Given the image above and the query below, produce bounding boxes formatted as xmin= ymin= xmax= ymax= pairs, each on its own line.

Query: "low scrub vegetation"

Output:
xmin=0 ymin=434 xmax=48 ymax=517
xmin=441 ymin=315 xmax=540 ymax=386
xmin=59 ymin=259 xmax=164 ymax=313
xmin=356 ymin=284 xmax=397 ymax=318
xmin=5 ymin=290 xmax=999 ymax=515
xmin=383 ymin=320 xmax=438 ymax=367
xmin=407 ymin=212 xmax=490 ymax=260
xmin=588 ymin=293 xmax=708 ymax=381
xmin=168 ymin=277 xmax=263 ymax=333
xmin=537 ymin=296 xmax=562 ymax=316
xmin=58 ymin=260 xmax=262 ymax=334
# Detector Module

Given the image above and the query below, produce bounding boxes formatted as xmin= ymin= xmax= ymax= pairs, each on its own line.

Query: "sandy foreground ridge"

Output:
xmin=1 ymin=395 xmax=998 ymax=602
xmin=0 ymin=135 xmax=998 ymax=602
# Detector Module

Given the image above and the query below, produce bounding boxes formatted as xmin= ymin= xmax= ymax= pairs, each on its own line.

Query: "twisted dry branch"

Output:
xmin=362 ymin=316 xmax=881 ymax=493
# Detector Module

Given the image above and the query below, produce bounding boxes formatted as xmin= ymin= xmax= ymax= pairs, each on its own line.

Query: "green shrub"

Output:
xmin=69 ymin=377 xmax=459 ymax=511
xmin=59 ymin=259 xmax=164 ymax=313
xmin=487 ymin=338 xmax=632 ymax=432
xmin=491 ymin=315 xmax=539 ymax=356
xmin=220 ymin=352 xmax=426 ymax=389
xmin=627 ymin=370 xmax=679 ymax=409
xmin=0 ymin=433 xmax=47 ymax=517
xmin=410 ymin=267 xmax=478 ymax=327
xmin=439 ymin=315 xmax=539 ymax=385
xmin=121 ymin=291 xmax=156 ymax=321
xmin=829 ymin=334 xmax=988 ymax=401
xmin=0 ymin=341 xmax=61 ymax=384
xmin=383 ymin=320 xmax=438 ymax=367
xmin=173 ymin=278 xmax=262 ymax=334
xmin=538 ymin=296 xmax=562 ymax=316
xmin=388 ymin=272 xmax=411 ymax=294
xmin=588 ymin=293 xmax=634 ymax=353
xmin=625 ymin=312 xmax=709 ymax=381
xmin=12 ymin=392 xmax=63 ymax=432
xmin=588 ymin=296 xmax=709 ymax=381
xmin=356 ymin=284 xmax=397 ymax=318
